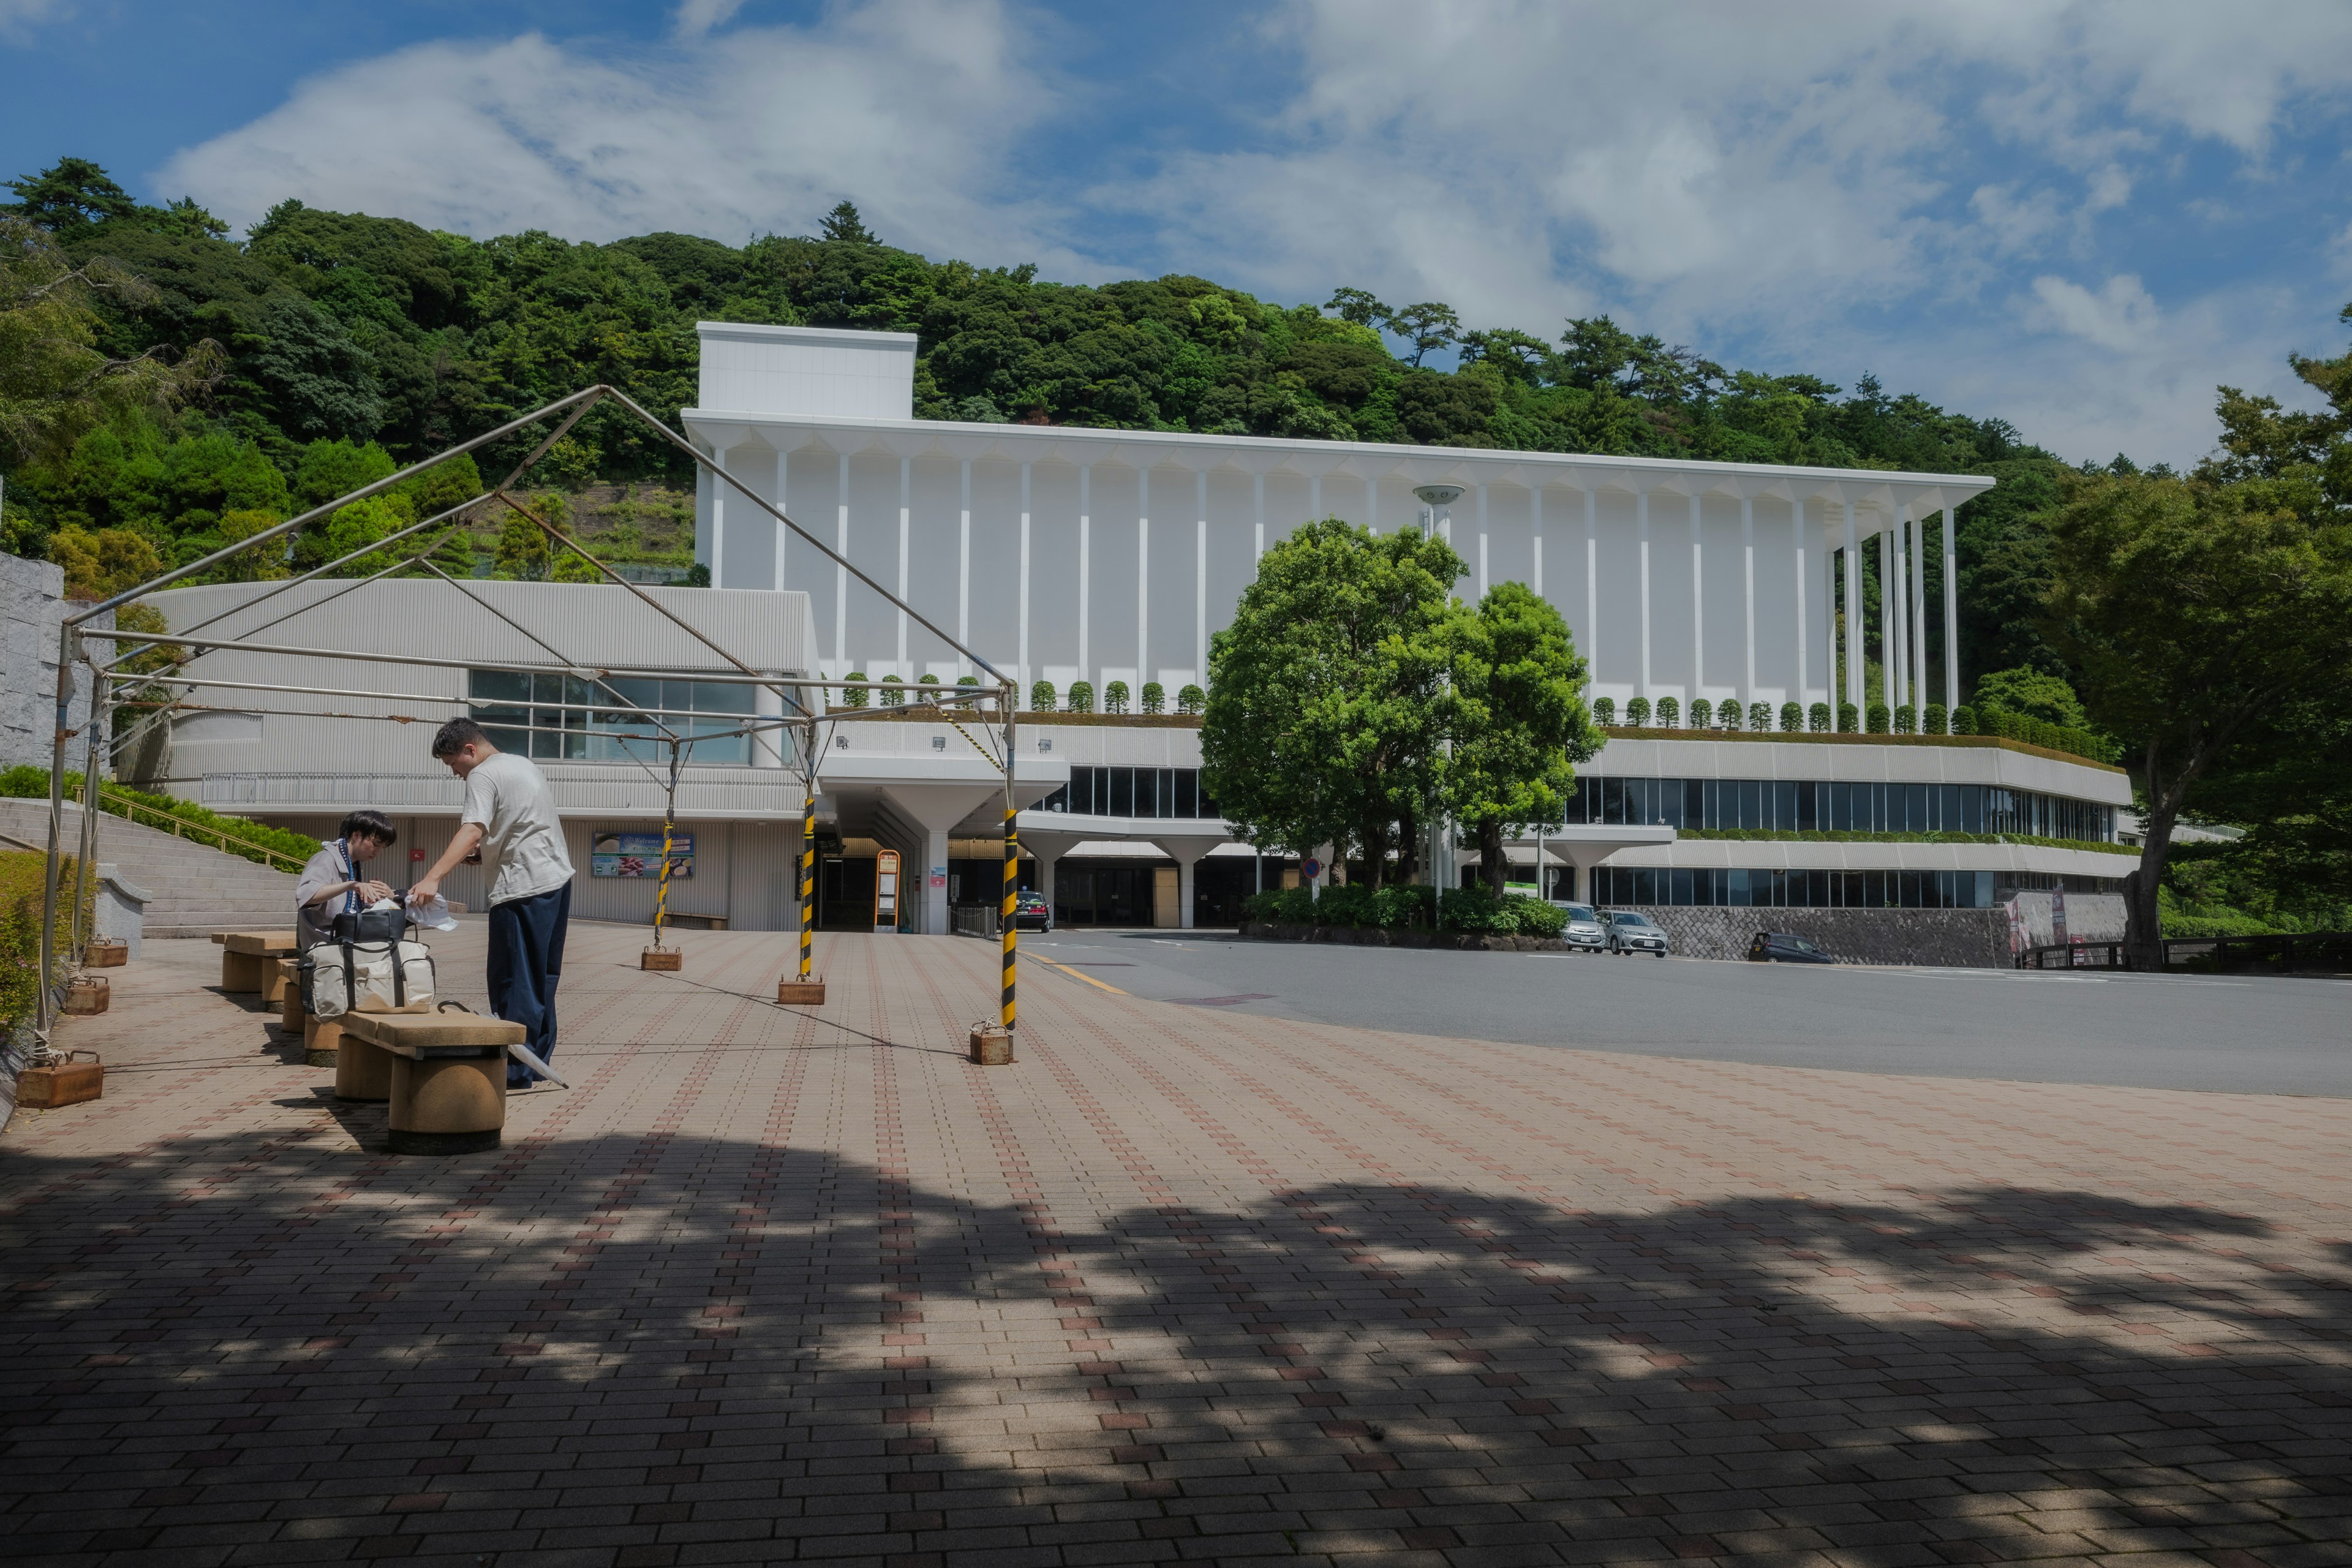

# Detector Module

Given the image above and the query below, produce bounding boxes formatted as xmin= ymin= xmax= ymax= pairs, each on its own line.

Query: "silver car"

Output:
xmin=1601 ymin=909 xmax=1671 ymax=957
xmin=1553 ymin=902 xmax=1609 ymax=951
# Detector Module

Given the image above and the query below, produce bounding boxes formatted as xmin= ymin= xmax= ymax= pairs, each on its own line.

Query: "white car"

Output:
xmin=1600 ymin=909 xmax=1671 ymax=956
xmin=1553 ymin=902 xmax=1609 ymax=951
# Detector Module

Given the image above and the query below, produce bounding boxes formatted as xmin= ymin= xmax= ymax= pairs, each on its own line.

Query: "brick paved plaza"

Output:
xmin=4 ymin=924 xmax=2349 ymax=1566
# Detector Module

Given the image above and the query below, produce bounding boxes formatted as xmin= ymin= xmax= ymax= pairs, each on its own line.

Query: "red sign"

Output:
xmin=410 ymin=848 xmax=425 ymax=861
xmin=1300 ymin=858 xmax=1322 ymax=880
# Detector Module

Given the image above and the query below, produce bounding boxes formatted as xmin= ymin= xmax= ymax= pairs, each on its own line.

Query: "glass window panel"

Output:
xmin=471 ymin=669 xmax=530 ymax=703
xmin=1776 ymin=782 xmax=1796 ymax=831
xmin=695 ymin=680 xmax=756 ymax=715
xmin=529 ymin=726 xmax=560 ymax=760
xmin=1110 ymin=767 xmax=1133 ymax=818
xmin=532 ymin=671 xmax=564 ymax=704
xmin=1907 ymin=784 xmax=1927 ymax=833
xmin=1703 ymin=779 xmax=1721 ymax=829
xmin=483 ymin=725 xmax=527 ymax=752
xmin=1939 ymin=785 xmax=1959 ymax=833
xmin=1684 ymin=779 xmax=1704 ymax=827
xmin=1175 ymin=770 xmax=1197 ymax=818
xmin=1602 ymin=778 xmax=1624 ymax=824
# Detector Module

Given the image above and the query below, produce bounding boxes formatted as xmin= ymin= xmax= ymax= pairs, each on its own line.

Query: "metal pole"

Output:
xmin=1001 ymin=680 xmax=1017 ymax=1033
xmin=72 ymin=667 xmax=104 ymax=960
xmin=800 ymin=744 xmax=818 ymax=982
xmin=654 ymin=739 xmax=680 ymax=949
xmin=36 ymin=623 xmax=76 ymax=1034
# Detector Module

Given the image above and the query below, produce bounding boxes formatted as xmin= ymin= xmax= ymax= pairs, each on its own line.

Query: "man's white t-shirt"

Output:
xmin=461 ymin=750 xmax=575 ymax=907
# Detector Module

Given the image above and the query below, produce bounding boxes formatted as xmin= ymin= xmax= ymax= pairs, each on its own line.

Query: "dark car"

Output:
xmin=1749 ymin=930 xmax=1834 ymax=963
xmin=1600 ymin=909 xmax=1670 ymax=956
xmin=1012 ymin=891 xmax=1054 ymax=932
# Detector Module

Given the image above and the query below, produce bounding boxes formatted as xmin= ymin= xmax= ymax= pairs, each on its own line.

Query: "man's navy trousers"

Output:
xmin=488 ymin=880 xmax=571 ymax=1086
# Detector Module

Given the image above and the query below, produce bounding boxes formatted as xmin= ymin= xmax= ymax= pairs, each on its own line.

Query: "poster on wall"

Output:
xmin=590 ymin=831 xmax=694 ymax=879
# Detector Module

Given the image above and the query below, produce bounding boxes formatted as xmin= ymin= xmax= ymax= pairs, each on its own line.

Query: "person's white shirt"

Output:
xmin=461 ymin=751 xmax=575 ymax=906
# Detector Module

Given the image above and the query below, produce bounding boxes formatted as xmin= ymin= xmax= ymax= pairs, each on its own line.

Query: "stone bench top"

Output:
xmin=341 ymin=1011 xmax=526 ymax=1057
xmin=215 ymin=931 xmax=296 ymax=953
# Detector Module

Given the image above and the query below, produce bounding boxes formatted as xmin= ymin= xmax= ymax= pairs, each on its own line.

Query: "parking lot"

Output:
xmin=1023 ymin=929 xmax=2352 ymax=1098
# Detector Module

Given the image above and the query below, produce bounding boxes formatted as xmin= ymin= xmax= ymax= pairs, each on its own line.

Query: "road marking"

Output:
xmin=1029 ymin=955 xmax=1128 ymax=995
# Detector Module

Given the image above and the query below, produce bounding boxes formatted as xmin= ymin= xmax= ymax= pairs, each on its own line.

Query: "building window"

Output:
xmin=1594 ymin=867 xmax=2005 ymax=908
xmin=467 ymin=670 xmax=756 ymax=766
xmin=1035 ymin=766 xmax=1221 ymax=819
xmin=1561 ymin=775 xmax=2113 ymax=844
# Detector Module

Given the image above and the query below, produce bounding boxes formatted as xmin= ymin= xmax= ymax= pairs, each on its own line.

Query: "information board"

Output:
xmin=590 ymin=831 xmax=695 ymax=879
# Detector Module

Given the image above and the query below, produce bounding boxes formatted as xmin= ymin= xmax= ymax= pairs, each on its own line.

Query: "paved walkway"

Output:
xmin=3 ymin=925 xmax=2348 ymax=1567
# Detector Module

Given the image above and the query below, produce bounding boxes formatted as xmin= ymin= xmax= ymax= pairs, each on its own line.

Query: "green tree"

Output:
xmin=1969 ymin=666 xmax=2087 ymax=727
xmin=4 ymin=157 xmax=137 ymax=232
xmin=1388 ymin=301 xmax=1461 ymax=368
xmin=820 ymin=202 xmax=878 ymax=245
xmin=1449 ymin=582 xmax=1600 ymax=896
xmin=1200 ymin=518 xmax=1463 ymax=888
xmin=1323 ymin=287 xmax=1390 ymax=328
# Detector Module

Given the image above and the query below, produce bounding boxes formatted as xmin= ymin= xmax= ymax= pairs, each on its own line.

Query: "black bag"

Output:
xmin=331 ymin=906 xmax=408 ymax=944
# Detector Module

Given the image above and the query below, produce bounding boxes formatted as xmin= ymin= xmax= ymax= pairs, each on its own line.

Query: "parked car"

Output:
xmin=1600 ymin=910 xmax=1670 ymax=956
xmin=1012 ymin=891 xmax=1054 ymax=932
xmin=1749 ymin=930 xmax=1834 ymax=963
xmin=1553 ymin=902 xmax=1609 ymax=951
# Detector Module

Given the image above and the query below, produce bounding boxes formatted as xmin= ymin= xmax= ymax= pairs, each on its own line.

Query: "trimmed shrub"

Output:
xmin=1140 ymin=681 xmax=1165 ymax=715
xmin=1689 ymin=699 xmax=1713 ymax=729
xmin=1924 ymin=702 xmax=1948 ymax=735
xmin=1749 ymin=702 xmax=1771 ymax=733
xmin=1067 ymin=680 xmax=1095 ymax=714
xmin=1104 ymin=680 xmax=1131 ymax=715
xmin=1721 ymin=701 xmax=1743 ymax=732
xmin=1893 ymin=703 xmax=1915 ymax=734
xmin=1177 ymin=684 xmax=1206 ymax=715
xmin=1782 ymin=702 xmax=1805 ymax=733
xmin=1656 ymin=696 xmax=1679 ymax=728
xmin=1029 ymin=679 xmax=1056 ymax=711
xmin=1866 ymin=701 xmax=1890 ymax=733
xmin=880 ymin=674 xmax=905 ymax=707
xmin=957 ymin=674 xmax=980 ymax=687
xmin=843 ymin=672 xmax=870 ymax=709
xmin=1591 ymin=696 xmax=1616 ymax=725
xmin=0 ymin=771 xmax=316 ymax=874
xmin=1626 ymin=696 xmax=1651 ymax=726
xmin=1837 ymin=701 xmax=1859 ymax=732
xmin=1951 ymin=704 xmax=1977 ymax=734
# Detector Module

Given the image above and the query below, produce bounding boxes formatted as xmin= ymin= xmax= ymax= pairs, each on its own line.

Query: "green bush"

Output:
xmin=843 ymin=672 xmax=870 ymax=709
xmin=2 ymin=849 xmax=92 ymax=1033
xmin=1924 ymin=703 xmax=1948 ymax=735
xmin=1749 ymin=703 xmax=1770 ymax=732
xmin=1140 ymin=681 xmax=1164 ymax=715
xmin=1104 ymin=680 xmax=1130 ymax=715
xmin=1689 ymin=699 xmax=1713 ymax=728
xmin=1866 ymin=701 xmax=1890 ymax=733
xmin=1656 ymin=696 xmax=1679 ymax=728
xmin=0 ymin=769 xmax=319 ymax=871
xmin=1893 ymin=703 xmax=1915 ymax=734
xmin=1837 ymin=701 xmax=1858 ymax=732
xmin=1067 ymin=680 xmax=1095 ymax=714
xmin=1625 ymin=696 xmax=1651 ymax=726
xmin=1177 ymin=683 xmax=1206 ymax=715
xmin=880 ymin=674 xmax=905 ymax=707
xmin=1591 ymin=696 xmax=1616 ymax=725
xmin=1029 ymin=679 xmax=1055 ymax=711
xmin=1804 ymin=702 xmax=1826 ymax=732
xmin=1951 ymin=704 xmax=1977 ymax=734
xmin=1976 ymin=706 xmax=2119 ymax=764
xmin=1241 ymin=881 xmax=1559 ymax=937
xmin=1719 ymin=701 xmax=1741 ymax=732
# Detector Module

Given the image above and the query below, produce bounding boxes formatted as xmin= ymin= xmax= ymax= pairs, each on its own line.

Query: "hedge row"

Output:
xmin=2 ymin=850 xmax=91 ymax=1038
xmin=1243 ymin=883 xmax=1568 ymax=938
xmin=0 ymin=768 xmax=320 ymax=871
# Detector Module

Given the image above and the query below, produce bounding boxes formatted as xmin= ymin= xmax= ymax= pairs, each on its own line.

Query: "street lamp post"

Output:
xmin=1413 ymin=484 xmax=1466 ymax=919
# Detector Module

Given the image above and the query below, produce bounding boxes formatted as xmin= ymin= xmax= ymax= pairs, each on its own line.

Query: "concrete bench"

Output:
xmin=341 ymin=1011 xmax=526 ymax=1156
xmin=213 ymin=930 xmax=295 ymax=998
xmin=277 ymin=959 xmax=344 ymax=1068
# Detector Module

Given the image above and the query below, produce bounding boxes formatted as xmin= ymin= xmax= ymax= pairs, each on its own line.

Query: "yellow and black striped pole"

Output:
xmin=799 ymin=783 xmax=816 ymax=979
xmin=654 ymin=739 xmax=677 ymax=948
xmin=1000 ymin=804 xmax=1017 ymax=1031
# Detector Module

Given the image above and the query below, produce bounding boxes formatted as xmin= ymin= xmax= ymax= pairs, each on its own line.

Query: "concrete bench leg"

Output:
xmin=334 ymin=1033 xmax=393 ymax=1102
xmin=279 ymin=962 xmax=304 ymax=1035
xmin=221 ymin=950 xmax=270 ymax=994
xmin=388 ymin=1050 xmax=506 ymax=1156
xmin=304 ymin=1014 xmax=344 ymax=1069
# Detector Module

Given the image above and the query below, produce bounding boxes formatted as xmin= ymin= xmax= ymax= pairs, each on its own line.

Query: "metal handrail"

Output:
xmin=92 ymin=785 xmax=309 ymax=872
xmin=2017 ymin=931 xmax=2352 ymax=973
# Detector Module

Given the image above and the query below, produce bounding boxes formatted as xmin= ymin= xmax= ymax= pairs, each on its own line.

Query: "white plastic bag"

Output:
xmin=404 ymin=892 xmax=458 ymax=932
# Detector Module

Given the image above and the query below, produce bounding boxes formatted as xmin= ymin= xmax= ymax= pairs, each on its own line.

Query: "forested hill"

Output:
xmin=4 ymin=157 xmax=2086 ymax=673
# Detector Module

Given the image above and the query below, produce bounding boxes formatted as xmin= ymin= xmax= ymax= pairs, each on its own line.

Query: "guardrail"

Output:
xmin=2018 ymin=932 xmax=2352 ymax=974
xmin=948 ymin=903 xmax=1000 ymax=938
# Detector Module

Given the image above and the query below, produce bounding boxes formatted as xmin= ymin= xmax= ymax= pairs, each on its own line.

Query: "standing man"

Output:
xmin=412 ymin=718 xmax=575 ymax=1088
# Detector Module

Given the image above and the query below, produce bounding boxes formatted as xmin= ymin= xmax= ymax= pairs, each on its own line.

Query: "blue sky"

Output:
xmin=7 ymin=0 xmax=2351 ymax=467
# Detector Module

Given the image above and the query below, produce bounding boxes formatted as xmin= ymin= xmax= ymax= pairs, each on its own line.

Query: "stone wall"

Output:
xmin=1 ymin=551 xmax=106 ymax=774
xmin=2007 ymin=891 xmax=2126 ymax=948
xmin=1622 ymin=905 xmax=2013 ymax=968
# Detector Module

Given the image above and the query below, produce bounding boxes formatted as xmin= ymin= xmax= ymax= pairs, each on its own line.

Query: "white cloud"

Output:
xmin=157 ymin=0 xmax=1085 ymax=273
xmin=2030 ymin=274 xmax=2161 ymax=353
xmin=671 ymin=0 xmax=747 ymax=39
xmin=0 ymin=0 xmax=70 ymax=40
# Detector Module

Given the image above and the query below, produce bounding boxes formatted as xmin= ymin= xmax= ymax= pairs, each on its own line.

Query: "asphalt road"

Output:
xmin=1019 ymin=929 xmax=2352 ymax=1098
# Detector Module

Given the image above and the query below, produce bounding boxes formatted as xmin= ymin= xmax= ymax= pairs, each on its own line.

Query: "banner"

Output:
xmin=591 ymin=831 xmax=694 ymax=879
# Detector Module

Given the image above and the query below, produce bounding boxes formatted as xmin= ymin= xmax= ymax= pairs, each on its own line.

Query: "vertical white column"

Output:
xmin=1309 ymin=475 xmax=1321 ymax=521
xmin=1841 ymin=500 xmax=1859 ymax=722
xmin=1136 ymin=469 xmax=1150 ymax=693
xmin=1476 ymin=483 xmax=1490 ymax=599
xmin=1911 ymin=506 xmax=1929 ymax=713
xmin=1891 ymin=508 xmax=1909 ymax=707
xmin=1583 ymin=489 xmax=1598 ymax=668
xmin=833 ymin=451 xmax=849 ymax=671
xmin=1637 ymin=489 xmax=1653 ymax=700
xmin=1688 ymin=492 xmax=1703 ymax=708
xmin=709 ymin=444 xmax=728 ymax=589
xmin=1194 ymin=470 xmax=1207 ymax=690
xmin=1253 ymin=472 xmax=1265 ymax=565
xmin=895 ymin=456 xmax=910 ymax=676
xmin=1740 ymin=494 xmax=1755 ymax=714
xmin=1879 ymin=528 xmax=1895 ymax=714
xmin=1364 ymin=474 xmax=1378 ymax=531
xmin=957 ymin=459 xmax=971 ymax=677
xmin=1942 ymin=503 xmax=1961 ymax=714
xmin=1790 ymin=499 xmax=1808 ymax=716
xmin=1819 ymin=521 xmax=1836 ymax=720
xmin=1018 ymin=461 xmax=1031 ymax=699
xmin=1077 ymin=467 xmax=1091 ymax=688
xmin=1531 ymin=483 xmax=1544 ymax=598
xmin=772 ymin=449 xmax=787 ymax=593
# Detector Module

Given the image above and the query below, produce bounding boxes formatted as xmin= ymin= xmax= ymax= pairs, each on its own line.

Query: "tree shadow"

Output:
xmin=2 ymin=1118 xmax=2347 ymax=1564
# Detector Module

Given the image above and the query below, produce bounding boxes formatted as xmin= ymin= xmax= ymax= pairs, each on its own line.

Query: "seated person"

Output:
xmin=295 ymin=810 xmax=399 ymax=951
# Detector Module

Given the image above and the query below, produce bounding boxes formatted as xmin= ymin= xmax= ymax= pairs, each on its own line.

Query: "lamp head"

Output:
xmin=1412 ymin=484 xmax=1466 ymax=508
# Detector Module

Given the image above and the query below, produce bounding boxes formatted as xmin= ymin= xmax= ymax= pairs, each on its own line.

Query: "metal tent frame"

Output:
xmin=32 ymin=385 xmax=1022 ymax=1046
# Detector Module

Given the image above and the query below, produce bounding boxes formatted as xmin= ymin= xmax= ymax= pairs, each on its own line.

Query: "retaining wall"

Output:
xmin=1624 ymin=905 xmax=2011 ymax=967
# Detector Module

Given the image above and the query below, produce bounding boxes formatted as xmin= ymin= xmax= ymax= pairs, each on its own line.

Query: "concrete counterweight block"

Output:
xmin=344 ymin=1012 xmax=526 ymax=1156
xmin=85 ymin=938 xmax=127 ymax=968
xmin=215 ymin=931 xmax=295 ymax=997
xmin=641 ymin=946 xmax=683 ymax=972
xmin=777 ymin=977 xmax=826 ymax=1006
xmin=968 ymin=1023 xmax=1014 ymax=1065
xmin=62 ymin=976 xmax=109 ymax=1015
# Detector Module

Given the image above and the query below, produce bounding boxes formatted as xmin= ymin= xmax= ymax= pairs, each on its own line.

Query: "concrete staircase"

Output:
xmin=0 ymin=796 xmax=301 ymax=938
